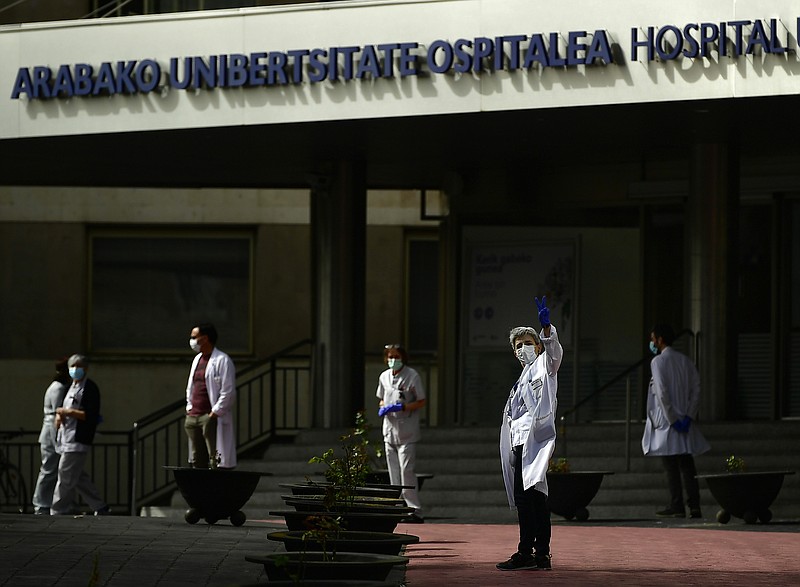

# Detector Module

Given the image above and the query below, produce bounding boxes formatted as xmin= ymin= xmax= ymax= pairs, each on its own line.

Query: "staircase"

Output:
xmin=146 ymin=420 xmax=800 ymax=524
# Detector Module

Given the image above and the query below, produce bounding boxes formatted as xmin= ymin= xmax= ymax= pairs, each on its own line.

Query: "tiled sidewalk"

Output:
xmin=2 ymin=513 xmax=799 ymax=586
xmin=401 ymin=520 xmax=800 ymax=586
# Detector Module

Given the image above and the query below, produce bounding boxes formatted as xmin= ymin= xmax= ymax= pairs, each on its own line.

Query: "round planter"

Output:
xmin=270 ymin=509 xmax=410 ymax=533
xmin=165 ymin=466 xmax=271 ymax=526
xmin=365 ymin=470 xmax=434 ymax=490
xmin=236 ymin=582 xmax=392 ymax=587
xmin=696 ymin=470 xmax=795 ymax=524
xmin=279 ymin=482 xmax=403 ymax=499
xmin=244 ymin=551 xmax=408 ymax=582
xmin=268 ymin=530 xmax=420 ymax=556
xmin=545 ymin=471 xmax=614 ymax=521
xmin=282 ymin=495 xmax=409 ymax=511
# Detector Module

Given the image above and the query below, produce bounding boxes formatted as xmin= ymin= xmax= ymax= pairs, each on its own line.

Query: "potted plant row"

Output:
xmin=251 ymin=411 xmax=418 ymax=584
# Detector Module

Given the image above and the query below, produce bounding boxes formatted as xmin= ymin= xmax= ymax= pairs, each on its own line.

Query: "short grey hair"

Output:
xmin=508 ymin=327 xmax=541 ymax=349
xmin=68 ymin=354 xmax=88 ymax=368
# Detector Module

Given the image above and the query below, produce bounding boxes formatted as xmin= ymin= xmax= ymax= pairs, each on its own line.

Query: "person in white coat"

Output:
xmin=32 ymin=357 xmax=70 ymax=515
xmin=184 ymin=323 xmax=237 ymax=469
xmin=377 ymin=343 xmax=426 ymax=523
xmin=642 ymin=323 xmax=710 ymax=518
xmin=497 ymin=297 xmax=563 ymax=572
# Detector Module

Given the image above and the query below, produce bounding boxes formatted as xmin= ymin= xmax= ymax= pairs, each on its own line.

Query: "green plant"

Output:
xmin=725 ymin=455 xmax=745 ymax=473
xmin=301 ymin=514 xmax=344 ymax=561
xmin=308 ymin=410 xmax=377 ymax=507
xmin=548 ymin=457 xmax=570 ymax=473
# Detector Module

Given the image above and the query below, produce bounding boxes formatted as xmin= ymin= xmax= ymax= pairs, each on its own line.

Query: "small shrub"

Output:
xmin=725 ymin=455 xmax=745 ymax=473
xmin=548 ymin=458 xmax=570 ymax=473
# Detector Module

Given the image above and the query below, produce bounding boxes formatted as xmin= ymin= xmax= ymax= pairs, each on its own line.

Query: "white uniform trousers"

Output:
xmin=385 ymin=441 xmax=422 ymax=514
xmin=51 ymin=451 xmax=106 ymax=515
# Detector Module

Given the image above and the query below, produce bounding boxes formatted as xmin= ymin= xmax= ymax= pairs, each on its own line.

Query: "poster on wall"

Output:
xmin=467 ymin=240 xmax=576 ymax=348
xmin=460 ymin=239 xmax=577 ymax=424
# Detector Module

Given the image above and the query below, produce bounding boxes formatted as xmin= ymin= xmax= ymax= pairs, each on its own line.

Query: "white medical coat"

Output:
xmin=500 ymin=325 xmax=563 ymax=506
xmin=376 ymin=365 xmax=425 ymax=445
xmin=185 ymin=347 xmax=238 ymax=468
xmin=642 ymin=346 xmax=710 ymax=457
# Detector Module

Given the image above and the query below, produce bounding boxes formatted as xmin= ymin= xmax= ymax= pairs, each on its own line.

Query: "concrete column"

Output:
xmin=309 ymin=159 xmax=367 ymax=428
xmin=687 ymin=142 xmax=739 ymax=420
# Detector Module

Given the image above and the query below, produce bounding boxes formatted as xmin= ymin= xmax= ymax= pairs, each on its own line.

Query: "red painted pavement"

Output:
xmin=398 ymin=522 xmax=800 ymax=586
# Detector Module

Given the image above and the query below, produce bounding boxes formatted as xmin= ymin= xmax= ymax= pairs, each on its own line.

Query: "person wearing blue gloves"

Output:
xmin=497 ymin=296 xmax=562 ymax=572
xmin=376 ymin=343 xmax=426 ymax=523
xmin=642 ymin=324 xmax=710 ymax=518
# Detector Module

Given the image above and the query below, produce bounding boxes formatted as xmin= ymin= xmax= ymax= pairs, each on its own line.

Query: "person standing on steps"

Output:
xmin=377 ymin=343 xmax=426 ymax=523
xmin=497 ymin=296 xmax=563 ymax=572
xmin=642 ymin=323 xmax=710 ymax=518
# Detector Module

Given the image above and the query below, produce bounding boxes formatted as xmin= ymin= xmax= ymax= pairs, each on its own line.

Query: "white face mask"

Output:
xmin=387 ymin=358 xmax=403 ymax=370
xmin=189 ymin=339 xmax=201 ymax=353
xmin=516 ymin=344 xmax=538 ymax=365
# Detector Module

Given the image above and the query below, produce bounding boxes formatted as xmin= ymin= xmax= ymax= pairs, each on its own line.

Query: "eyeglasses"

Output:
xmin=384 ymin=344 xmax=402 ymax=349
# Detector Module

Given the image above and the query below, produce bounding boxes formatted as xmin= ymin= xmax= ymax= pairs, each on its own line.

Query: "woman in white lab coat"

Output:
xmin=497 ymin=297 xmax=563 ymax=572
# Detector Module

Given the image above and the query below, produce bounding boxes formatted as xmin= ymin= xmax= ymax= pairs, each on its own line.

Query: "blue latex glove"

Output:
xmin=671 ymin=416 xmax=692 ymax=433
xmin=378 ymin=403 xmax=404 ymax=417
xmin=535 ymin=296 xmax=550 ymax=328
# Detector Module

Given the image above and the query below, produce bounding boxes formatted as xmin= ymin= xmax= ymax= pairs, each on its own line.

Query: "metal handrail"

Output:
xmin=129 ymin=338 xmax=314 ymax=514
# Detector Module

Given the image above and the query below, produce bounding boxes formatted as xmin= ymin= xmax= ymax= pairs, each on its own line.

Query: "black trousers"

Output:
xmin=662 ymin=454 xmax=701 ymax=510
xmin=513 ymin=445 xmax=550 ymax=556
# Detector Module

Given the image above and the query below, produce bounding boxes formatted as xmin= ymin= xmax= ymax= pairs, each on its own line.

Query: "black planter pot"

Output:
xmin=282 ymin=495 xmax=410 ymax=512
xmin=244 ymin=551 xmax=408 ymax=582
xmin=236 ymin=582 xmax=393 ymax=587
xmin=270 ymin=509 xmax=410 ymax=533
xmin=545 ymin=471 xmax=614 ymax=521
xmin=279 ymin=482 xmax=403 ymax=499
xmin=165 ymin=466 xmax=271 ymax=526
xmin=696 ymin=470 xmax=795 ymax=524
xmin=268 ymin=530 xmax=420 ymax=556
xmin=365 ymin=470 xmax=434 ymax=490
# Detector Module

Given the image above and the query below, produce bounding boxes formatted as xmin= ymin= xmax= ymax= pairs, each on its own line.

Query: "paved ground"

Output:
xmin=405 ymin=518 xmax=800 ymax=587
xmin=1 ymin=513 xmax=799 ymax=586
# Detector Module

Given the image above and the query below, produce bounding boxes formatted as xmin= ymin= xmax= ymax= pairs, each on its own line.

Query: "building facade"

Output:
xmin=2 ymin=0 xmax=799 ymax=433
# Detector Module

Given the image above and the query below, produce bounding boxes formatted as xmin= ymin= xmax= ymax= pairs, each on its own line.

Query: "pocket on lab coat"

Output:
xmin=533 ymin=412 xmax=556 ymax=442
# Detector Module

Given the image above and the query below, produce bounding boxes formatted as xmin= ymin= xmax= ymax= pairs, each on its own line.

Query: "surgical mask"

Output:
xmin=69 ymin=367 xmax=85 ymax=380
xmin=388 ymin=358 xmax=403 ymax=370
xmin=190 ymin=339 xmax=201 ymax=353
xmin=516 ymin=345 xmax=538 ymax=365
xmin=649 ymin=341 xmax=658 ymax=355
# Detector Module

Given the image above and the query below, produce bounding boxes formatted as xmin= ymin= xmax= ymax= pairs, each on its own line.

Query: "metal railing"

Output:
xmin=1 ymin=338 xmax=313 ymax=515
xmin=558 ymin=329 xmax=695 ymax=471
xmin=129 ymin=338 xmax=313 ymax=514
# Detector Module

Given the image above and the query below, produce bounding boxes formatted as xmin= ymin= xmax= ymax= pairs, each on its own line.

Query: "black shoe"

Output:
xmin=534 ymin=553 xmax=552 ymax=570
xmin=403 ymin=513 xmax=424 ymax=524
xmin=94 ymin=506 xmax=111 ymax=516
xmin=689 ymin=509 xmax=702 ymax=519
xmin=656 ymin=507 xmax=685 ymax=518
xmin=496 ymin=552 xmax=537 ymax=571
